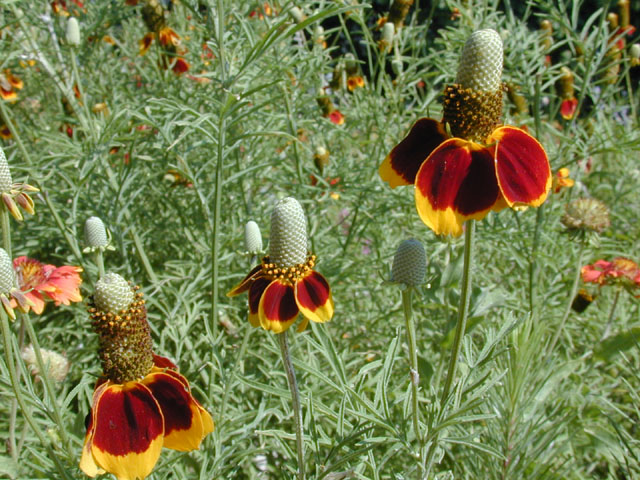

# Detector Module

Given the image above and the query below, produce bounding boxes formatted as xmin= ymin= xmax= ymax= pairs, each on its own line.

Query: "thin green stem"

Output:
xmin=93 ymin=250 xmax=105 ymax=278
xmin=279 ymin=331 xmax=305 ymax=480
xmin=0 ymin=310 xmax=71 ymax=479
xmin=601 ymin=288 xmax=621 ymax=340
xmin=548 ymin=235 xmax=587 ymax=354
xmin=402 ymin=287 xmax=424 ymax=479
xmin=440 ymin=221 xmax=474 ymax=404
xmin=424 ymin=220 xmax=475 ymax=478
xmin=1 ymin=208 xmax=11 ymax=257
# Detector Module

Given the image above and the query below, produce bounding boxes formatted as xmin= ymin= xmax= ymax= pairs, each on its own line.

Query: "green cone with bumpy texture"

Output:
xmin=66 ymin=17 xmax=80 ymax=46
xmin=84 ymin=216 xmax=108 ymax=249
xmin=93 ymin=273 xmax=134 ymax=313
xmin=89 ymin=274 xmax=153 ymax=383
xmin=0 ymin=147 xmax=12 ymax=193
xmin=0 ymin=248 xmax=15 ymax=294
xmin=455 ymin=29 xmax=503 ymax=93
xmin=269 ymin=198 xmax=307 ymax=268
xmin=391 ymin=239 xmax=426 ymax=287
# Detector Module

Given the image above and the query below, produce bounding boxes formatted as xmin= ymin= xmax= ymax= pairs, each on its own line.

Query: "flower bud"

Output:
xmin=269 ymin=197 xmax=307 ymax=268
xmin=93 ymin=273 xmax=134 ymax=313
xmin=84 ymin=216 xmax=108 ymax=249
xmin=539 ymin=19 xmax=553 ymax=50
xmin=455 ymin=29 xmax=503 ymax=93
xmin=378 ymin=22 xmax=395 ymax=53
xmin=313 ymin=146 xmax=330 ymax=173
xmin=618 ymin=0 xmax=630 ymax=28
xmin=66 ymin=17 xmax=81 ymax=46
xmin=631 ymin=43 xmax=640 ymax=59
xmin=244 ymin=220 xmax=263 ymax=255
xmin=22 ymin=345 xmax=70 ymax=383
xmin=387 ymin=0 xmax=413 ymax=29
xmin=0 ymin=248 xmax=16 ymax=294
xmin=391 ymin=239 xmax=426 ymax=287
xmin=289 ymin=6 xmax=305 ymax=23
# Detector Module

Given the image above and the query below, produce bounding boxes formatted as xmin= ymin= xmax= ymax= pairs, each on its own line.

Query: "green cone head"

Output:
xmin=66 ymin=17 xmax=81 ymax=46
xmin=84 ymin=216 xmax=108 ymax=248
xmin=455 ymin=29 xmax=503 ymax=92
xmin=269 ymin=197 xmax=308 ymax=268
xmin=94 ymin=273 xmax=134 ymax=313
xmin=0 ymin=147 xmax=13 ymax=193
xmin=244 ymin=220 xmax=263 ymax=255
xmin=391 ymin=239 xmax=426 ymax=287
xmin=0 ymin=248 xmax=16 ymax=294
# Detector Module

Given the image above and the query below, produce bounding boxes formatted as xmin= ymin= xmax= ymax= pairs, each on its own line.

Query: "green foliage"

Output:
xmin=0 ymin=0 xmax=639 ymax=478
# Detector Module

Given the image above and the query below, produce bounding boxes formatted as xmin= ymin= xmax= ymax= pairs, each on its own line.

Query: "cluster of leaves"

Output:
xmin=0 ymin=0 xmax=639 ymax=478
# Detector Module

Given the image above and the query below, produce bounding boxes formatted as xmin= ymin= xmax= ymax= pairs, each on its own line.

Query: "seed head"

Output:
xmin=0 ymin=147 xmax=12 ymax=193
xmin=93 ymin=273 xmax=134 ymax=313
xmin=22 ymin=345 xmax=70 ymax=383
xmin=562 ymin=198 xmax=610 ymax=233
xmin=244 ymin=220 xmax=263 ymax=256
xmin=391 ymin=239 xmax=427 ymax=287
xmin=269 ymin=197 xmax=308 ymax=268
xmin=455 ymin=29 xmax=503 ymax=93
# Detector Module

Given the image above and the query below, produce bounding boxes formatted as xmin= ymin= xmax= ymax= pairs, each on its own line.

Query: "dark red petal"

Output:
xmin=248 ymin=276 xmax=271 ymax=327
xmin=560 ymin=98 xmax=578 ymax=119
xmin=142 ymin=371 xmax=210 ymax=451
xmin=172 ymin=58 xmax=190 ymax=74
xmin=90 ymin=383 xmax=164 ymax=480
xmin=490 ymin=126 xmax=551 ymax=208
xmin=294 ymin=271 xmax=334 ymax=324
xmin=258 ymin=279 xmax=298 ymax=333
xmin=415 ymin=138 xmax=503 ymax=236
xmin=226 ymin=264 xmax=262 ymax=297
xmin=152 ymin=354 xmax=177 ymax=370
xmin=379 ymin=118 xmax=448 ymax=188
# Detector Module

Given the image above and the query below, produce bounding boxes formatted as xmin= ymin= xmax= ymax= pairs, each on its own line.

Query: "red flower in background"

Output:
xmin=13 ymin=256 xmax=82 ymax=314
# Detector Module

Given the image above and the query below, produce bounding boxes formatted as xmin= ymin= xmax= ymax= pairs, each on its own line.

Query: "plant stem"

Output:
xmin=548 ymin=235 xmax=586 ymax=354
xmin=424 ymin=220 xmax=475 ymax=478
xmin=440 ymin=221 xmax=474 ymax=404
xmin=601 ymin=288 xmax=621 ymax=340
xmin=401 ymin=287 xmax=424 ymax=479
xmin=278 ymin=331 xmax=305 ymax=480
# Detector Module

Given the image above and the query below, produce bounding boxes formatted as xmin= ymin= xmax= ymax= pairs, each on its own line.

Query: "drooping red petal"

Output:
xmin=560 ymin=98 xmax=578 ymax=120
xmin=248 ymin=275 xmax=271 ymax=328
xmin=379 ymin=118 xmax=448 ymax=188
xmin=258 ymin=279 xmax=299 ymax=333
xmin=79 ymin=382 xmax=109 ymax=477
xmin=141 ymin=371 xmax=212 ymax=451
xmin=415 ymin=138 xmax=504 ymax=236
xmin=490 ymin=126 xmax=551 ymax=208
xmin=172 ymin=58 xmax=190 ymax=74
xmin=294 ymin=270 xmax=334 ymax=327
xmin=226 ymin=264 xmax=263 ymax=297
xmin=90 ymin=382 xmax=164 ymax=480
xmin=152 ymin=354 xmax=177 ymax=370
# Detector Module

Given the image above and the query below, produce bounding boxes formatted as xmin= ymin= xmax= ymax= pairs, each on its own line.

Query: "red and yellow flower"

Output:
xmin=0 ymin=70 xmax=24 ymax=101
xmin=227 ymin=197 xmax=334 ymax=333
xmin=379 ymin=29 xmax=551 ymax=236
xmin=80 ymin=273 xmax=213 ymax=480
xmin=12 ymin=256 xmax=82 ymax=315
xmin=582 ymin=257 xmax=640 ymax=288
xmin=553 ymin=167 xmax=574 ymax=193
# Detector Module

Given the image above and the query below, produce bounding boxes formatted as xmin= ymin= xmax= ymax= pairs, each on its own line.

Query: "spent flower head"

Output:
xmin=561 ymin=198 xmax=610 ymax=233
xmin=0 ymin=248 xmax=31 ymax=320
xmin=22 ymin=345 xmax=70 ymax=383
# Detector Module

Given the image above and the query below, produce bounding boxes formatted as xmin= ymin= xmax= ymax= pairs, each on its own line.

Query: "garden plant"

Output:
xmin=0 ymin=0 xmax=639 ymax=479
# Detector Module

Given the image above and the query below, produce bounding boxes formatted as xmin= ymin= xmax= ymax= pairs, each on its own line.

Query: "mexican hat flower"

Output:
xmin=1 ymin=146 xmax=39 ymax=222
xmin=0 ymin=70 xmax=24 ymax=101
xmin=80 ymin=273 xmax=213 ymax=480
xmin=13 ymin=256 xmax=83 ymax=315
xmin=379 ymin=29 xmax=551 ymax=236
xmin=0 ymin=248 xmax=32 ymax=320
xmin=227 ymin=197 xmax=334 ymax=333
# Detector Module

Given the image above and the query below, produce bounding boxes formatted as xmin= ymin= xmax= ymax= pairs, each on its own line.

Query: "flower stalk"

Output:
xmin=278 ymin=331 xmax=305 ymax=480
